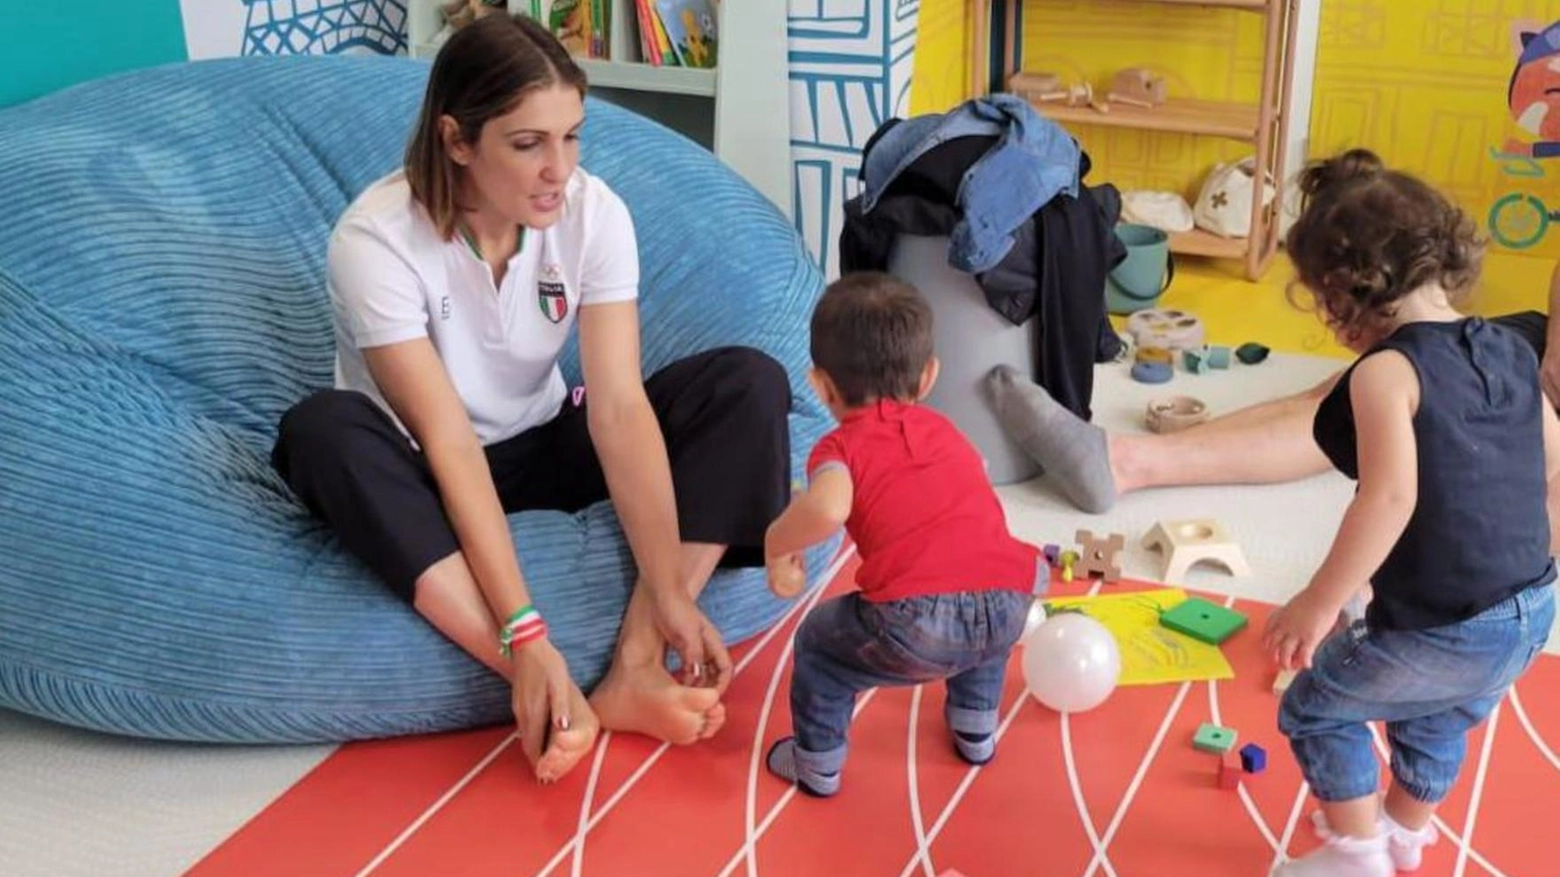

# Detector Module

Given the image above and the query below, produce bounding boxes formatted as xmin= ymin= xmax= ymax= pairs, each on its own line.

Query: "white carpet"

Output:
xmin=1000 ymin=351 xmax=1560 ymax=658
xmin=997 ymin=350 xmax=1355 ymax=608
xmin=0 ymin=709 xmax=331 ymax=877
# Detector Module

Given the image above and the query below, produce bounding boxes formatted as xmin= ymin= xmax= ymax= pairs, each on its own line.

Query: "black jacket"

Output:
xmin=839 ymin=128 xmax=1124 ymax=420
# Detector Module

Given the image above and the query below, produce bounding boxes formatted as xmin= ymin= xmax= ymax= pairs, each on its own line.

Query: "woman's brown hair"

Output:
xmin=1285 ymin=148 xmax=1484 ymax=345
xmin=404 ymin=14 xmax=587 ymax=239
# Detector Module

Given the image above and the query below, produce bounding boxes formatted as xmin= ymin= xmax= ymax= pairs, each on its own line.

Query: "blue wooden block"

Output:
xmin=1240 ymin=742 xmax=1267 ymax=774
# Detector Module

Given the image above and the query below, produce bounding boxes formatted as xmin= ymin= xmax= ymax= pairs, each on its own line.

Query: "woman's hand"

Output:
xmin=1261 ymin=587 xmax=1341 ymax=671
xmin=510 ymin=637 xmax=597 ymax=782
xmin=766 ymin=552 xmax=807 ymax=599
xmin=650 ymin=588 xmax=733 ymax=692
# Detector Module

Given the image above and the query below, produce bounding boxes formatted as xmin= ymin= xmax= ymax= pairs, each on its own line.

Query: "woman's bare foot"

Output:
xmin=534 ymin=686 xmax=600 ymax=783
xmin=700 ymin=701 xmax=727 ymax=740
xmin=590 ymin=659 xmax=723 ymax=745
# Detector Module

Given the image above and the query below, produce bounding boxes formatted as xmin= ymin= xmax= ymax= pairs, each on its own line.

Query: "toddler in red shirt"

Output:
xmin=763 ymin=272 xmax=1043 ymax=797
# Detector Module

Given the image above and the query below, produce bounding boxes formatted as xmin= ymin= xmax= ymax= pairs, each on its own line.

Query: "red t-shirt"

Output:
xmin=808 ymin=399 xmax=1039 ymax=602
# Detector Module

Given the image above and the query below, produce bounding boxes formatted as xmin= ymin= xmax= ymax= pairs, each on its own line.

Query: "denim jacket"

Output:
xmin=858 ymin=94 xmax=1079 ymax=274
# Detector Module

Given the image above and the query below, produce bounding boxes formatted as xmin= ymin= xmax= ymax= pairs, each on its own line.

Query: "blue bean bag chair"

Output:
xmin=0 ymin=55 xmax=832 ymax=743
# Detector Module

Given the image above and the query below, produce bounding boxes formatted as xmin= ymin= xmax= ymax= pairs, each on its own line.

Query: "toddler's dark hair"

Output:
xmin=1285 ymin=148 xmax=1483 ymax=343
xmin=810 ymin=272 xmax=934 ymax=407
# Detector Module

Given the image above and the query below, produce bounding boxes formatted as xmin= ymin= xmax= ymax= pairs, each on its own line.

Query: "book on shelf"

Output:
xmin=652 ymin=0 xmax=717 ymax=68
xmin=523 ymin=0 xmax=611 ymax=59
xmin=514 ymin=0 xmax=719 ymax=68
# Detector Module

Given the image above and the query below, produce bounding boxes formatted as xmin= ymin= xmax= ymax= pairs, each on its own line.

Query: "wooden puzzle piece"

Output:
xmin=1074 ymin=529 xmax=1125 ymax=583
xmin=1272 ymin=668 xmax=1298 ymax=695
xmin=1141 ymin=518 xmax=1249 ymax=583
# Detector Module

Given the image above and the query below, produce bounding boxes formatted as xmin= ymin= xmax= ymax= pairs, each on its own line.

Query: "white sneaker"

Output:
xmin=1311 ymin=810 xmax=1439 ymax=871
xmin=1273 ymin=831 xmax=1393 ymax=877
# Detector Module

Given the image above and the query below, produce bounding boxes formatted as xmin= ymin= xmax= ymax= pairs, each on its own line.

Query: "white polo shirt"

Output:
xmin=326 ymin=168 xmax=638 ymax=445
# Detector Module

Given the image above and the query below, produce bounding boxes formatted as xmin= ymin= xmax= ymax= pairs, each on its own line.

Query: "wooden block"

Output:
xmin=1043 ymin=543 xmax=1060 ymax=565
xmin=1111 ymin=66 xmax=1167 ymax=104
xmin=1007 ymin=70 xmax=1061 ymax=98
xmin=1141 ymin=518 xmax=1249 ymax=583
xmin=1193 ymin=722 xmax=1238 ymax=754
xmin=1145 ymin=394 xmax=1209 ymax=435
xmin=1218 ymin=752 xmax=1242 ymax=789
xmin=1074 ymin=529 xmax=1125 ymax=583
xmin=1160 ymin=596 xmax=1248 ymax=645
xmin=1272 ymin=668 xmax=1298 ymax=695
xmin=1239 ymin=743 xmax=1267 ymax=774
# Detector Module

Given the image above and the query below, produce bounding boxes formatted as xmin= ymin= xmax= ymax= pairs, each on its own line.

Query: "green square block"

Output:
xmin=1193 ymin=722 xmax=1238 ymax=754
xmin=1160 ymin=597 xmax=1248 ymax=645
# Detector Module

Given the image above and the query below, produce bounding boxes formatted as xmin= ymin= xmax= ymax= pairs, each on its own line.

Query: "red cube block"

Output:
xmin=1217 ymin=753 xmax=1241 ymax=790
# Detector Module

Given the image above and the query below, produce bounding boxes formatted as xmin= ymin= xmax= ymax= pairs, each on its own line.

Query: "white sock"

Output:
xmin=1273 ymin=831 xmax=1393 ymax=877
xmin=1381 ymin=811 xmax=1438 ymax=872
xmin=1312 ymin=808 xmax=1439 ymax=872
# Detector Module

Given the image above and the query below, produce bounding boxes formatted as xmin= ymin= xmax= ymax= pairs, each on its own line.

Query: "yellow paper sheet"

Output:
xmin=1044 ymin=589 xmax=1234 ymax=686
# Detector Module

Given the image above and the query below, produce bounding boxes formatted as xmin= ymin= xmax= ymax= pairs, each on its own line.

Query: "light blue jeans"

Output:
xmin=1279 ymin=585 xmax=1554 ymax=803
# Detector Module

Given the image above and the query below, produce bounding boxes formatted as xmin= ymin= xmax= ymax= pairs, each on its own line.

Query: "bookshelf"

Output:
xmin=970 ymin=0 xmax=1300 ymax=279
xmin=407 ymin=0 xmax=791 ymax=217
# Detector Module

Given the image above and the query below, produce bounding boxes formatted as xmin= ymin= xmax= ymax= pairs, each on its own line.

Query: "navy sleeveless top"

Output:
xmin=1313 ymin=319 xmax=1556 ymax=631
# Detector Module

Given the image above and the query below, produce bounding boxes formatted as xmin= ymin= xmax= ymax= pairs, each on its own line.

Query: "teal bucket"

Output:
xmin=1104 ymin=223 xmax=1175 ymax=315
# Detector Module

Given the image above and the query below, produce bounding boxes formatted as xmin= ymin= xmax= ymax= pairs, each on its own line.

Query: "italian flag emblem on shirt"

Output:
xmin=538 ymin=263 xmax=567 ymax=323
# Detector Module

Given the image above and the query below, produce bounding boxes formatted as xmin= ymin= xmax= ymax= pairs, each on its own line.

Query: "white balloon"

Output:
xmin=1021 ymin=611 xmax=1122 ymax=713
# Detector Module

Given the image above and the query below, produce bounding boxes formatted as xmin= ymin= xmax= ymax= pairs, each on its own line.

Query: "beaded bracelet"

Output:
xmin=499 ymin=604 xmax=547 ymax=657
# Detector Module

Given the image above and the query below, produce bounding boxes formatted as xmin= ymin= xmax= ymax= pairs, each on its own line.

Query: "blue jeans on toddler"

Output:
xmin=779 ymin=586 xmax=1033 ymax=789
xmin=1279 ymin=584 xmax=1553 ymax=804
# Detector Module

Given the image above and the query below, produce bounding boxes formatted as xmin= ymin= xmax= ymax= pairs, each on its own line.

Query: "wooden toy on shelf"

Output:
xmin=971 ymin=0 xmax=1301 ymax=281
xmin=1007 ymin=72 xmax=1109 ymax=113
xmin=1108 ymin=67 xmax=1167 ymax=108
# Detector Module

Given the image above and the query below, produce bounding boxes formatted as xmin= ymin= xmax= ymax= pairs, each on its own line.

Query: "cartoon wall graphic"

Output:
xmin=181 ymin=1 xmax=407 ymax=60
xmin=788 ymin=1 xmax=920 ymax=279
xmin=1490 ymin=19 xmax=1560 ymax=252
xmin=1308 ymin=1 xmax=1560 ymax=260
xmin=1504 ymin=20 xmax=1560 ymax=159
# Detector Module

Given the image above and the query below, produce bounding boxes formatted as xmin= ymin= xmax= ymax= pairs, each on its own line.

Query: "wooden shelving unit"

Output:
xmin=970 ymin=0 xmax=1301 ymax=279
xmin=406 ymin=0 xmax=791 ymax=217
